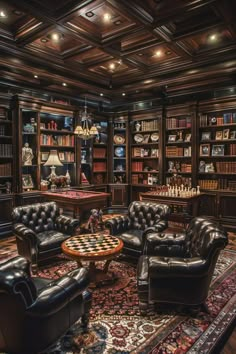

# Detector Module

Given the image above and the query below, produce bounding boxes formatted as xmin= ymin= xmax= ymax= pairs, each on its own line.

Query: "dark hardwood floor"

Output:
xmin=221 ymin=327 xmax=236 ymax=354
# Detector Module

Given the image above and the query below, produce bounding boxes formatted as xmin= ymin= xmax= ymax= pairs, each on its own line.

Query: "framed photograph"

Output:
xmin=41 ymin=152 xmax=49 ymax=162
xmin=215 ymin=131 xmax=223 ymax=140
xmin=22 ymin=174 xmax=34 ymax=189
xmin=223 ymin=129 xmax=230 ymax=140
xmin=151 ymin=148 xmax=158 ymax=157
xmin=148 ymin=176 xmax=153 ymax=185
xmin=230 ymin=131 xmax=236 ymax=139
xmin=201 ymin=132 xmax=211 ymax=141
xmin=212 ymin=144 xmax=224 ymax=156
xmin=184 ymin=147 xmax=190 ymax=156
xmin=185 ymin=133 xmax=191 ymax=142
xmin=200 ymin=144 xmax=210 ymax=156
xmin=168 ymin=135 xmax=177 ymax=142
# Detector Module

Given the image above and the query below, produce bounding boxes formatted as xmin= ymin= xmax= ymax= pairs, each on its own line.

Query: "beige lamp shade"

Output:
xmin=44 ymin=150 xmax=63 ymax=166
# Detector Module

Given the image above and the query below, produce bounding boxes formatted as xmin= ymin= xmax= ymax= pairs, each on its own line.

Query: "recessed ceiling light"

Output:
xmin=138 ymin=53 xmax=143 ymax=56
xmin=0 ymin=10 xmax=7 ymax=18
xmin=50 ymin=32 xmax=64 ymax=42
xmin=100 ymin=93 xmax=104 ymax=96
xmin=114 ymin=20 xmax=121 ymax=26
xmin=62 ymin=82 xmax=67 ymax=86
xmin=122 ymin=92 xmax=126 ymax=96
xmin=144 ymin=79 xmax=153 ymax=84
xmin=209 ymin=34 xmax=217 ymax=41
xmin=103 ymin=13 xmax=111 ymax=22
xmin=34 ymin=75 xmax=38 ymax=79
xmin=109 ymin=63 xmax=115 ymax=70
xmin=155 ymin=50 xmax=162 ymax=57
xmin=165 ymin=50 xmax=171 ymax=55
xmin=41 ymin=38 xmax=48 ymax=43
xmin=86 ymin=11 xmax=94 ymax=18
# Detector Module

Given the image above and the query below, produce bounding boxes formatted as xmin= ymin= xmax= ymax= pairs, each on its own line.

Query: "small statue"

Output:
xmin=86 ymin=209 xmax=104 ymax=233
xmin=135 ymin=121 xmax=141 ymax=132
xmin=22 ymin=143 xmax=34 ymax=165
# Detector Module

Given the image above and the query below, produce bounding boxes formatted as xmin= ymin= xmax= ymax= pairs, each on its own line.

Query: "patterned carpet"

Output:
xmin=0 ymin=219 xmax=236 ymax=353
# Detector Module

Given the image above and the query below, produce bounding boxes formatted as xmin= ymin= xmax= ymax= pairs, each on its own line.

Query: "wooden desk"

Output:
xmin=43 ymin=189 xmax=110 ymax=220
xmin=140 ymin=191 xmax=204 ymax=225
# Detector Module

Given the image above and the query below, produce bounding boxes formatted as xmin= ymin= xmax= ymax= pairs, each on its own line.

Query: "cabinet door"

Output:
xmin=198 ymin=193 xmax=217 ymax=217
xmin=0 ymin=195 xmax=13 ymax=237
xmin=109 ymin=185 xmax=128 ymax=207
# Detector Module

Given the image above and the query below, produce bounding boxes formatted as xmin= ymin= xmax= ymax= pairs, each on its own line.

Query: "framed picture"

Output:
xmin=184 ymin=147 xmax=190 ymax=156
xmin=201 ymin=132 xmax=211 ymax=141
xmin=223 ymin=129 xmax=230 ymax=140
xmin=22 ymin=174 xmax=34 ymax=189
xmin=151 ymin=149 xmax=158 ymax=157
xmin=185 ymin=133 xmax=191 ymax=142
xmin=215 ymin=131 xmax=223 ymax=140
xmin=205 ymin=163 xmax=215 ymax=173
xmin=40 ymin=123 xmax=46 ymax=129
xmin=168 ymin=135 xmax=176 ymax=142
xmin=41 ymin=152 xmax=49 ymax=162
xmin=212 ymin=144 xmax=224 ymax=156
xmin=230 ymin=131 xmax=236 ymax=139
xmin=200 ymin=144 xmax=210 ymax=156
xmin=148 ymin=176 xmax=153 ymax=185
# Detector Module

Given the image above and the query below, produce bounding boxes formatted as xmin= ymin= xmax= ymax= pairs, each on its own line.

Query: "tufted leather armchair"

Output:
xmin=105 ymin=201 xmax=170 ymax=259
xmin=12 ymin=202 xmax=80 ymax=269
xmin=137 ymin=217 xmax=228 ymax=313
xmin=0 ymin=255 xmax=91 ymax=354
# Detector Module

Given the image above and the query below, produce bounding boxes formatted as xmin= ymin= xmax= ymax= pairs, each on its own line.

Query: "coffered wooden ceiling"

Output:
xmin=0 ymin=0 xmax=236 ymax=105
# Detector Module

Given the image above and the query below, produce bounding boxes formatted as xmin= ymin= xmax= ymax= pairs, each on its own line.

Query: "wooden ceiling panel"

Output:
xmin=129 ymin=44 xmax=179 ymax=66
xmin=69 ymin=47 xmax=112 ymax=65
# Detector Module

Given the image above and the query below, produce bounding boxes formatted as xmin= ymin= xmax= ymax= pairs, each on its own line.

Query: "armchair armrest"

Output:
xmin=28 ymin=267 xmax=91 ymax=316
xmin=0 ymin=256 xmax=30 ymax=276
xmin=12 ymin=223 xmax=38 ymax=244
xmin=105 ymin=215 xmax=129 ymax=235
xmin=55 ymin=215 xmax=80 ymax=235
xmin=148 ymin=256 xmax=208 ymax=277
xmin=143 ymin=232 xmax=188 ymax=257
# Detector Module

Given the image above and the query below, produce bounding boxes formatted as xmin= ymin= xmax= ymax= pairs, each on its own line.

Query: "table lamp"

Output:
xmin=44 ymin=150 xmax=63 ymax=191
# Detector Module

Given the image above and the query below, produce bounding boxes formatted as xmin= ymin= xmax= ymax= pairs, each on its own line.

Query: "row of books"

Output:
xmin=58 ymin=151 xmax=75 ymax=162
xmin=198 ymin=179 xmax=218 ymax=190
xmin=229 ymin=144 xmax=236 ymax=155
xmin=200 ymin=113 xmax=236 ymax=127
xmin=0 ymin=108 xmax=7 ymax=118
xmin=0 ymin=125 xmax=5 ymax=135
xmin=198 ymin=178 xmax=236 ymax=190
xmin=0 ymin=163 xmax=12 ymax=176
xmin=166 ymin=117 xmax=191 ymax=129
xmin=0 ymin=144 xmax=13 ymax=157
xmin=93 ymin=162 xmax=107 ymax=171
xmin=40 ymin=134 xmax=75 ymax=146
xmin=166 ymin=146 xmax=185 ymax=156
xmin=93 ymin=147 xmax=106 ymax=158
xmin=136 ymin=120 xmax=159 ymax=131
xmin=132 ymin=147 xmax=159 ymax=158
xmin=215 ymin=161 xmax=236 ymax=173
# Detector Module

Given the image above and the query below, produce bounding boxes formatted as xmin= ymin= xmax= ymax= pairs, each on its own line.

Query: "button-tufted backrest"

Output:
xmin=186 ymin=217 xmax=228 ymax=258
xmin=12 ymin=202 xmax=60 ymax=234
xmin=128 ymin=201 xmax=169 ymax=230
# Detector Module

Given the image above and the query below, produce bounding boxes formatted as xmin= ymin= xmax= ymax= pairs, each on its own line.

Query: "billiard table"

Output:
xmin=43 ymin=189 xmax=110 ymax=220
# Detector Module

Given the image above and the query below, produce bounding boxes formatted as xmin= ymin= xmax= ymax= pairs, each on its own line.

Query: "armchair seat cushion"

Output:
xmin=119 ymin=230 xmax=143 ymax=250
xmin=37 ymin=230 xmax=71 ymax=251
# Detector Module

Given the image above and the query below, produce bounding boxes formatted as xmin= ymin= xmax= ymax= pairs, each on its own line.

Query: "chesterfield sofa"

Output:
xmin=0 ymin=255 xmax=91 ymax=354
xmin=12 ymin=202 xmax=80 ymax=270
xmin=105 ymin=201 xmax=170 ymax=259
xmin=137 ymin=217 xmax=228 ymax=313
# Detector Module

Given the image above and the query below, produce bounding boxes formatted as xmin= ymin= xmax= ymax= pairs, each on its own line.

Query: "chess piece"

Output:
xmin=22 ymin=143 xmax=34 ymax=165
xmin=65 ymin=170 xmax=71 ymax=188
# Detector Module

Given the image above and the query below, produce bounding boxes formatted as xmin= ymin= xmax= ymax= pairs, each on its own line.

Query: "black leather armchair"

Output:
xmin=105 ymin=201 xmax=170 ymax=259
xmin=0 ymin=256 xmax=91 ymax=354
xmin=12 ymin=202 xmax=80 ymax=269
xmin=137 ymin=217 xmax=228 ymax=312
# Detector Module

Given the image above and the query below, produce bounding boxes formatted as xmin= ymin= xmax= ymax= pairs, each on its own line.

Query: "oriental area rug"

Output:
xmin=33 ymin=250 xmax=236 ymax=354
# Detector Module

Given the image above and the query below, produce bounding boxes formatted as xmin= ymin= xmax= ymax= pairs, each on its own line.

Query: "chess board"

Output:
xmin=62 ymin=233 xmax=123 ymax=259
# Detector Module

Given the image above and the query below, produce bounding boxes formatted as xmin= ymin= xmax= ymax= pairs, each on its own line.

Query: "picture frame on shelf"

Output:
xmin=201 ymin=132 xmax=211 ymax=141
xmin=59 ymin=152 xmax=65 ymax=161
xmin=22 ymin=174 xmax=34 ymax=189
xmin=168 ymin=135 xmax=177 ymax=142
xmin=40 ymin=123 xmax=46 ymax=130
xmin=212 ymin=144 xmax=224 ymax=156
xmin=200 ymin=144 xmax=210 ymax=156
xmin=215 ymin=131 xmax=223 ymax=140
xmin=230 ymin=131 xmax=236 ymax=139
xmin=223 ymin=129 xmax=230 ymax=140
xmin=185 ymin=133 xmax=191 ymax=142
xmin=184 ymin=147 xmax=190 ymax=156
xmin=151 ymin=148 xmax=158 ymax=157
xmin=41 ymin=152 xmax=49 ymax=162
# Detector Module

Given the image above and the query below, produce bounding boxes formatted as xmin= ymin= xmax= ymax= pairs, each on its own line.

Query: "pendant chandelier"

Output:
xmin=74 ymin=97 xmax=98 ymax=140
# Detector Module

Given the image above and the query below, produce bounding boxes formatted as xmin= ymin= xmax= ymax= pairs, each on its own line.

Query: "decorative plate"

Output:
xmin=151 ymin=133 xmax=159 ymax=142
xmin=134 ymin=134 xmax=144 ymax=143
xmin=114 ymin=146 xmax=125 ymax=157
xmin=114 ymin=134 xmax=125 ymax=144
